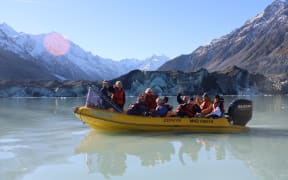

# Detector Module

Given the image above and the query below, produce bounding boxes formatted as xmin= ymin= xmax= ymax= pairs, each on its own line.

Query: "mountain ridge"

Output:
xmin=158 ymin=0 xmax=288 ymax=81
xmin=0 ymin=23 xmax=169 ymax=80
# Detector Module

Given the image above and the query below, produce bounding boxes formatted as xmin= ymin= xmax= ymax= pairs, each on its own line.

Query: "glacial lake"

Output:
xmin=0 ymin=96 xmax=288 ymax=180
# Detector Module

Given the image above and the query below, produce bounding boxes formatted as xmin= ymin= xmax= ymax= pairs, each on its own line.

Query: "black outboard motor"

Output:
xmin=227 ymin=99 xmax=252 ymax=126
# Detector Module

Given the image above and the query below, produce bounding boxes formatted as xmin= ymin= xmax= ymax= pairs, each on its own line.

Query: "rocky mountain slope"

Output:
xmin=159 ymin=0 xmax=288 ymax=81
xmin=0 ymin=49 xmax=55 ymax=80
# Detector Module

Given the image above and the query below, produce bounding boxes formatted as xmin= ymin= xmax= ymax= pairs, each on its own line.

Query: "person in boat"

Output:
xmin=151 ymin=97 xmax=168 ymax=117
xmin=175 ymin=88 xmax=201 ymax=117
xmin=195 ymin=95 xmax=202 ymax=106
xmin=206 ymin=95 xmax=225 ymax=118
xmin=199 ymin=92 xmax=213 ymax=116
xmin=163 ymin=96 xmax=173 ymax=111
xmin=177 ymin=87 xmax=189 ymax=105
xmin=176 ymin=97 xmax=201 ymax=117
xmin=99 ymin=80 xmax=113 ymax=109
xmin=175 ymin=87 xmax=189 ymax=117
xmin=110 ymin=81 xmax=126 ymax=112
xmin=100 ymin=80 xmax=111 ymax=97
xmin=214 ymin=95 xmax=224 ymax=114
xmin=127 ymin=96 xmax=146 ymax=116
xmin=138 ymin=88 xmax=158 ymax=113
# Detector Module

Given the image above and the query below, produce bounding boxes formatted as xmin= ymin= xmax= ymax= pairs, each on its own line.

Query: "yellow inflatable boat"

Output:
xmin=73 ymin=88 xmax=253 ymax=133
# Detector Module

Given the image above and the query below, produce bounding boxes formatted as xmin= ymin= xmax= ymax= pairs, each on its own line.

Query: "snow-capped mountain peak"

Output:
xmin=158 ymin=0 xmax=288 ymax=81
xmin=140 ymin=54 xmax=170 ymax=71
xmin=0 ymin=23 xmax=18 ymax=37
xmin=0 ymin=23 xmax=169 ymax=80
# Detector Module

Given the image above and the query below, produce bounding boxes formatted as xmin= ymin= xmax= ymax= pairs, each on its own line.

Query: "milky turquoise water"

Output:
xmin=0 ymin=96 xmax=287 ymax=180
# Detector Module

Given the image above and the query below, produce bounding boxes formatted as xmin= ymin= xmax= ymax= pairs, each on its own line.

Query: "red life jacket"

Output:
xmin=112 ymin=89 xmax=125 ymax=105
xmin=138 ymin=93 xmax=158 ymax=112
xmin=176 ymin=103 xmax=195 ymax=117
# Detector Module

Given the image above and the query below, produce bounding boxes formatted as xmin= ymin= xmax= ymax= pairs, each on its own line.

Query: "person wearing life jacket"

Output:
xmin=175 ymin=88 xmax=201 ymax=117
xmin=175 ymin=87 xmax=189 ymax=117
xmin=200 ymin=93 xmax=213 ymax=116
xmin=176 ymin=87 xmax=187 ymax=104
xmin=138 ymin=88 xmax=158 ymax=112
xmin=127 ymin=96 xmax=146 ymax=116
xmin=111 ymin=81 xmax=125 ymax=112
xmin=176 ymin=97 xmax=201 ymax=117
xmin=206 ymin=95 xmax=225 ymax=118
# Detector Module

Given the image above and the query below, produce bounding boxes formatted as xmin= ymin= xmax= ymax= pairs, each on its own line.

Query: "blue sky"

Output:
xmin=0 ymin=0 xmax=275 ymax=60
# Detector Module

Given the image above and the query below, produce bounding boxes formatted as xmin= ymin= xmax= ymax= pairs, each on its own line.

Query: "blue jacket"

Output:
xmin=152 ymin=105 xmax=168 ymax=117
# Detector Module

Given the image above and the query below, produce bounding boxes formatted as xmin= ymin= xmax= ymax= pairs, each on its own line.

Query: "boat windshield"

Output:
xmin=85 ymin=87 xmax=103 ymax=109
xmin=85 ymin=87 xmax=122 ymax=113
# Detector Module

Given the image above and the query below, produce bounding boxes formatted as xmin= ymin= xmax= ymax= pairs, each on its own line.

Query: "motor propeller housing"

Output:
xmin=227 ymin=99 xmax=253 ymax=126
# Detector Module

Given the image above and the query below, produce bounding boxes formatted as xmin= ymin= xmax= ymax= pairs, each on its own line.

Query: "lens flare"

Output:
xmin=43 ymin=32 xmax=70 ymax=56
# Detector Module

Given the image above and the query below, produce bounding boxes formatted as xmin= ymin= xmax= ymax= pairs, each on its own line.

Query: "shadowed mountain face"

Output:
xmin=159 ymin=0 xmax=288 ymax=80
xmin=0 ymin=49 xmax=55 ymax=80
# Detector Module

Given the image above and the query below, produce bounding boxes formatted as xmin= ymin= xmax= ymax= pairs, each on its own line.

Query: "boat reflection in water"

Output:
xmin=75 ymin=131 xmax=175 ymax=178
xmin=75 ymin=128 xmax=288 ymax=179
xmin=75 ymin=130 xmax=232 ymax=179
